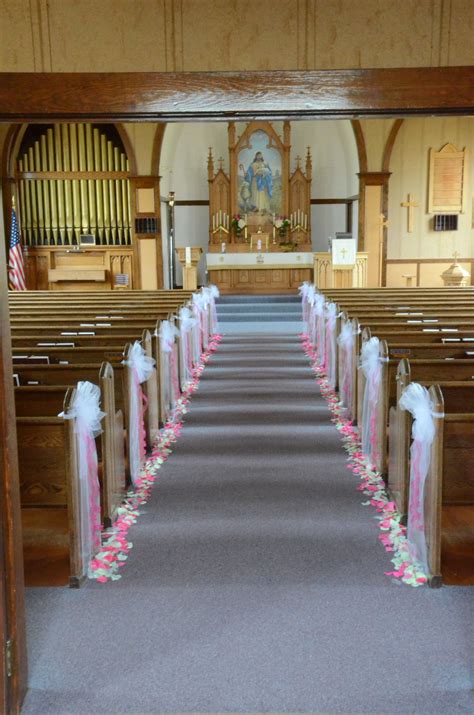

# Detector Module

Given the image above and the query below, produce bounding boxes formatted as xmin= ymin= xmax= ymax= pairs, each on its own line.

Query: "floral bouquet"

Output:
xmin=231 ymin=214 xmax=247 ymax=235
xmin=274 ymin=215 xmax=291 ymax=237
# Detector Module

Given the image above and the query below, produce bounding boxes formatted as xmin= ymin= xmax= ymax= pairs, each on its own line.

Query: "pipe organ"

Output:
xmin=16 ymin=123 xmax=131 ymax=247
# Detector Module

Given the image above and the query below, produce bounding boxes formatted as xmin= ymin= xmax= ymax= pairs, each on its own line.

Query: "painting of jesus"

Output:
xmin=237 ymin=130 xmax=282 ymax=216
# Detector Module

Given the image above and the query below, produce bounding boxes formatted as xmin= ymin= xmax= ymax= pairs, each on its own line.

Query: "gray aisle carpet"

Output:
xmin=23 ymin=332 xmax=473 ymax=714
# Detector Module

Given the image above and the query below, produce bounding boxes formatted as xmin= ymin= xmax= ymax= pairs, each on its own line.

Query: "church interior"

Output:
xmin=1 ymin=2 xmax=474 ymax=714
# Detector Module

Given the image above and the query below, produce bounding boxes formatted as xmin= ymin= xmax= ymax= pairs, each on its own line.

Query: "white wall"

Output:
xmin=159 ymin=120 xmax=360 ymax=283
xmin=388 ymin=117 xmax=474 ymax=259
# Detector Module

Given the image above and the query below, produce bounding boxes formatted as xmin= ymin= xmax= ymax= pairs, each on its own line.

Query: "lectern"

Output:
xmin=176 ymin=247 xmax=203 ymax=290
xmin=314 ymin=239 xmax=368 ymax=289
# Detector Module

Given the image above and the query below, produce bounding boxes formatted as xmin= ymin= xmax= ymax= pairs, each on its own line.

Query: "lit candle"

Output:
xmin=212 ymin=214 xmax=216 ymax=231
xmin=304 ymin=213 xmax=307 ymax=230
xmin=221 ymin=242 xmax=226 ymax=253
xmin=219 ymin=209 xmax=222 ymax=226
xmin=257 ymin=239 xmax=262 ymax=252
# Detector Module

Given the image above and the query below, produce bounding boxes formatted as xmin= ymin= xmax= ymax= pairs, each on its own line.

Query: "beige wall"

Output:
xmin=1 ymin=0 xmax=474 ymax=73
xmin=388 ymin=117 xmax=474 ymax=260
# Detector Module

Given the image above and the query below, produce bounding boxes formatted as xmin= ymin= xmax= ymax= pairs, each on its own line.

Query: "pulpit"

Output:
xmin=176 ymin=247 xmax=203 ymax=290
xmin=314 ymin=247 xmax=368 ymax=289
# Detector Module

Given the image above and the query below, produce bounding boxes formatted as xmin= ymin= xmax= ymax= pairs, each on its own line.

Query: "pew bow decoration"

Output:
xmin=313 ymin=292 xmax=325 ymax=364
xmin=298 ymin=281 xmax=311 ymax=329
xmin=337 ymin=320 xmax=355 ymax=415
xmin=193 ymin=292 xmax=208 ymax=352
xmin=325 ymin=301 xmax=338 ymax=388
xmin=124 ymin=341 xmax=156 ymax=486
xmin=60 ymin=381 xmax=105 ymax=571
xmin=399 ymin=382 xmax=438 ymax=573
xmin=360 ymin=337 xmax=382 ymax=469
xmin=159 ymin=319 xmax=180 ymax=420
xmin=203 ymin=284 xmax=220 ymax=335
xmin=179 ymin=306 xmax=197 ymax=385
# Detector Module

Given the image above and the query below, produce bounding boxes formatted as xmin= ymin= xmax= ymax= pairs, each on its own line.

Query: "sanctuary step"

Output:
xmin=216 ymin=294 xmax=302 ymax=333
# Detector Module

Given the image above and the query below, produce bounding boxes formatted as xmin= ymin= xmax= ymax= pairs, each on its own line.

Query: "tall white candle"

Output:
xmin=185 ymin=247 xmax=191 ymax=265
xmin=257 ymin=239 xmax=262 ymax=252
xmin=221 ymin=242 xmax=226 ymax=253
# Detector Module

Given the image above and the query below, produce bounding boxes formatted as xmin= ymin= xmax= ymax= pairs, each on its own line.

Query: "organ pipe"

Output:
xmin=16 ymin=123 xmax=132 ymax=247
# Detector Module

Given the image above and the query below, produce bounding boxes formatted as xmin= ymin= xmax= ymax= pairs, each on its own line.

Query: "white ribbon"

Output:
xmin=193 ymin=291 xmax=209 ymax=350
xmin=399 ymin=382 xmax=436 ymax=572
xmin=313 ymin=293 xmax=326 ymax=363
xmin=179 ymin=306 xmax=197 ymax=385
xmin=325 ymin=302 xmax=338 ymax=388
xmin=159 ymin=319 xmax=179 ymax=353
xmin=338 ymin=321 xmax=355 ymax=412
xmin=360 ymin=337 xmax=382 ymax=467
xmin=159 ymin=320 xmax=180 ymax=421
xmin=60 ymin=381 xmax=105 ymax=571
xmin=299 ymin=282 xmax=310 ymax=328
xmin=203 ymin=284 xmax=220 ymax=335
xmin=123 ymin=341 xmax=155 ymax=485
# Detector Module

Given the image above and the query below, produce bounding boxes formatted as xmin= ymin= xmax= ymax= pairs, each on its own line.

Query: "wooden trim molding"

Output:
xmin=151 ymin=123 xmax=166 ymax=176
xmin=1 ymin=68 xmax=474 ymax=121
xmin=382 ymin=118 xmax=404 ymax=172
xmin=358 ymin=171 xmax=392 ymax=185
xmin=350 ymin=120 xmax=368 ymax=174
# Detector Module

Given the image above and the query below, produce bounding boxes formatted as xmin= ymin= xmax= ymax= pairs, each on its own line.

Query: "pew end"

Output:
xmin=18 ymin=388 xmax=89 ymax=588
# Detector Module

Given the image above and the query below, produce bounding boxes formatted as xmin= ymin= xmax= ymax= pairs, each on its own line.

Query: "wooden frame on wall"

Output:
xmin=2 ymin=66 xmax=474 ymax=714
xmin=428 ymin=142 xmax=469 ymax=214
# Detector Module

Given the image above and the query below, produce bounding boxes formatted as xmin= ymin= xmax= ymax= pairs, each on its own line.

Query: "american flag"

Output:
xmin=8 ymin=208 xmax=26 ymax=291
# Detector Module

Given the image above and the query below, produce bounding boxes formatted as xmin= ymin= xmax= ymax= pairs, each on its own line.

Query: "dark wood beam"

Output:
xmin=1 ymin=67 xmax=474 ymax=122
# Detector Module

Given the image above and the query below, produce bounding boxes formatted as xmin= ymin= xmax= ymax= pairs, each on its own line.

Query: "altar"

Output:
xmin=206 ymin=120 xmax=314 ymax=294
xmin=207 ymin=251 xmax=313 ymax=294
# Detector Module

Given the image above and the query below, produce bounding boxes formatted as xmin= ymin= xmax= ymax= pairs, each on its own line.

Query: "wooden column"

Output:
xmin=358 ymin=172 xmax=391 ymax=287
xmin=0 ymin=191 xmax=28 ymax=713
xmin=130 ymin=176 xmax=163 ymax=290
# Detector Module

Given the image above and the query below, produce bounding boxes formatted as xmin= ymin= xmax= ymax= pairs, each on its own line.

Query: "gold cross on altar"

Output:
xmin=400 ymin=193 xmax=419 ymax=233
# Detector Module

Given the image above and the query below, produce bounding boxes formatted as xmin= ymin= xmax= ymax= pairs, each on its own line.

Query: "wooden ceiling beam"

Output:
xmin=0 ymin=67 xmax=474 ymax=122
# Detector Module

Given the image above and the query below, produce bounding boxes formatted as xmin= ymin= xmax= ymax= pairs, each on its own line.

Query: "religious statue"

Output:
xmin=239 ymin=151 xmax=273 ymax=214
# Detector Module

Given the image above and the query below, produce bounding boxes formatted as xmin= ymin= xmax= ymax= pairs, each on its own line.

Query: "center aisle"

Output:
xmin=24 ymin=333 xmax=472 ymax=714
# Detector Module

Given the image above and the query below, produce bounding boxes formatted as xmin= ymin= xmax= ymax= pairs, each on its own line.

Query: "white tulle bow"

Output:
xmin=61 ymin=380 xmax=105 ymax=435
xmin=298 ymin=282 xmax=310 ymax=298
xmin=124 ymin=340 xmax=155 ymax=382
xmin=159 ymin=320 xmax=179 ymax=353
xmin=338 ymin=320 xmax=355 ymax=350
xmin=360 ymin=337 xmax=381 ymax=379
xmin=179 ymin=306 xmax=197 ymax=332
xmin=314 ymin=292 xmax=325 ymax=315
xmin=193 ymin=292 xmax=206 ymax=311
xmin=307 ymin=284 xmax=317 ymax=307
xmin=326 ymin=301 xmax=337 ymax=327
xmin=399 ymin=382 xmax=436 ymax=444
xmin=208 ymin=284 xmax=220 ymax=299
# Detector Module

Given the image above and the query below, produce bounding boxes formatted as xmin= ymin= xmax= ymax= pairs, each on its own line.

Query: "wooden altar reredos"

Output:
xmin=207 ymin=121 xmax=313 ymax=292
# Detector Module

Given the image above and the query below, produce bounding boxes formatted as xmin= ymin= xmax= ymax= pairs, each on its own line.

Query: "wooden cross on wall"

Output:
xmin=400 ymin=193 xmax=419 ymax=233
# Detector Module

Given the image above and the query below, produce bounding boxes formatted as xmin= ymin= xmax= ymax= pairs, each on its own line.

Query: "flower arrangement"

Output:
xmin=273 ymin=215 xmax=291 ymax=237
xmin=231 ymin=214 xmax=247 ymax=234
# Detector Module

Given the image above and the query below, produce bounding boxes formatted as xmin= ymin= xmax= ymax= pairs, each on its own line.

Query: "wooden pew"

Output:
xmin=18 ymin=387 xmax=90 ymax=587
xmin=15 ymin=363 xmax=126 ymax=528
xmin=388 ymin=359 xmax=474 ymax=523
xmin=410 ymin=385 xmax=474 ymax=586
